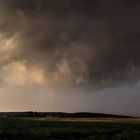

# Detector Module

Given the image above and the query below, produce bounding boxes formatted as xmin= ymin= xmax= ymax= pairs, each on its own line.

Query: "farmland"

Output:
xmin=0 ymin=116 xmax=140 ymax=140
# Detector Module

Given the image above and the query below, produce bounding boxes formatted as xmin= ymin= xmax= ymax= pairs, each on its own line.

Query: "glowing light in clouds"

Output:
xmin=1 ymin=61 xmax=45 ymax=86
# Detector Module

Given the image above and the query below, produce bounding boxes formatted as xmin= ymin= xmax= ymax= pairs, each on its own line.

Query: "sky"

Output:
xmin=0 ymin=0 xmax=140 ymax=116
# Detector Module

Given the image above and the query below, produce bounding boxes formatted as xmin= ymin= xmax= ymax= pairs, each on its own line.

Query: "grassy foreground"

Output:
xmin=0 ymin=118 xmax=140 ymax=140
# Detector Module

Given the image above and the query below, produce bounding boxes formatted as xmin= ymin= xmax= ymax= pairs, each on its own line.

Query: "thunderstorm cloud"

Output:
xmin=0 ymin=0 xmax=140 ymax=114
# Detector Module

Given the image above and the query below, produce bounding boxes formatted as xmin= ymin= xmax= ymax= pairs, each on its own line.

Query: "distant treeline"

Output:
xmin=0 ymin=112 xmax=134 ymax=118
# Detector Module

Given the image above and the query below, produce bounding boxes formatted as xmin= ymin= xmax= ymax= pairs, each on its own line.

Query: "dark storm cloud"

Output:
xmin=0 ymin=0 xmax=140 ymax=88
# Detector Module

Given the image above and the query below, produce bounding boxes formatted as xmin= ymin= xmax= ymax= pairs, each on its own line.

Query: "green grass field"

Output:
xmin=0 ymin=118 xmax=140 ymax=140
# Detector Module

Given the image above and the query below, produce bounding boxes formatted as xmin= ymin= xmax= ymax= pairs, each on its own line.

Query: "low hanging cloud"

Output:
xmin=0 ymin=0 xmax=140 ymax=89
xmin=1 ymin=61 xmax=45 ymax=86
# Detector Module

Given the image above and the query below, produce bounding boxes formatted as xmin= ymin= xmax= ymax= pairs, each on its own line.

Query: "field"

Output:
xmin=0 ymin=117 xmax=140 ymax=140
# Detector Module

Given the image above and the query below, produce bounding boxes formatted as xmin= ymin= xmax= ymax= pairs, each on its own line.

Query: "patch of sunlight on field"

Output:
xmin=25 ymin=117 xmax=140 ymax=123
